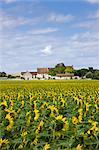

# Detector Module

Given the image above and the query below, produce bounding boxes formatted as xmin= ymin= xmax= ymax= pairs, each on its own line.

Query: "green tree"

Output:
xmin=54 ymin=63 xmax=65 ymax=74
xmin=48 ymin=63 xmax=66 ymax=75
xmin=74 ymin=69 xmax=88 ymax=77
xmin=92 ymin=70 xmax=99 ymax=80
xmin=55 ymin=67 xmax=65 ymax=74
xmin=48 ymin=68 xmax=56 ymax=76
xmin=7 ymin=74 xmax=16 ymax=78
xmin=86 ymin=72 xmax=93 ymax=79
xmin=0 ymin=72 xmax=7 ymax=77
xmin=65 ymin=66 xmax=74 ymax=73
xmin=88 ymin=67 xmax=94 ymax=73
xmin=55 ymin=63 xmax=65 ymax=68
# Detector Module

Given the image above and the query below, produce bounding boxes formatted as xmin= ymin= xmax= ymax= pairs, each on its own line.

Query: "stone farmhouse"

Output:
xmin=21 ymin=71 xmax=37 ymax=80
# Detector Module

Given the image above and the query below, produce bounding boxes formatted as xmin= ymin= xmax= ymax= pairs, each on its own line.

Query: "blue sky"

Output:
xmin=0 ymin=0 xmax=99 ymax=73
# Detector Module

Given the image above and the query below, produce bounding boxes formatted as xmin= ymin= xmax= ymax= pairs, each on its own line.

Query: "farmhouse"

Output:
xmin=36 ymin=68 xmax=51 ymax=79
xmin=30 ymin=72 xmax=37 ymax=79
xmin=21 ymin=68 xmax=50 ymax=80
xmin=21 ymin=71 xmax=37 ymax=80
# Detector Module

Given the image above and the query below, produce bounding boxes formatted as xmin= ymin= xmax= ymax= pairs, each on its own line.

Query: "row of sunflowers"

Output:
xmin=0 ymin=80 xmax=99 ymax=150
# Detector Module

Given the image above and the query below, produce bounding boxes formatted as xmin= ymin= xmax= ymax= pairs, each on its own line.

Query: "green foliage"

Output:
xmin=55 ymin=63 xmax=65 ymax=74
xmin=48 ymin=63 xmax=65 ymax=76
xmin=88 ymin=67 xmax=94 ymax=73
xmin=55 ymin=63 xmax=65 ymax=68
xmin=86 ymin=72 xmax=93 ymax=79
xmin=48 ymin=68 xmax=56 ymax=76
xmin=65 ymin=66 xmax=74 ymax=73
xmin=74 ymin=68 xmax=99 ymax=79
xmin=0 ymin=72 xmax=7 ymax=77
xmin=74 ymin=69 xmax=89 ymax=77
xmin=55 ymin=67 xmax=65 ymax=74
xmin=92 ymin=70 xmax=99 ymax=80
xmin=7 ymin=75 xmax=16 ymax=78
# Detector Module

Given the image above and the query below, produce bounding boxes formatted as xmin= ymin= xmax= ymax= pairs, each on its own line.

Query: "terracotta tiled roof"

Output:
xmin=37 ymin=68 xmax=49 ymax=74
xmin=21 ymin=71 xmax=37 ymax=75
xmin=30 ymin=72 xmax=37 ymax=75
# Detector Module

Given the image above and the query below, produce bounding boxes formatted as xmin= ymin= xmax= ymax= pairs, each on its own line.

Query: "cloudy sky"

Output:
xmin=0 ymin=0 xmax=99 ymax=73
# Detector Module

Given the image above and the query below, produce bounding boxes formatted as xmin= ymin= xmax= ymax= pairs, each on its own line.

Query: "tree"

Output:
xmin=88 ymin=67 xmax=94 ymax=73
xmin=48 ymin=64 xmax=66 ymax=75
xmin=7 ymin=74 xmax=15 ymax=78
xmin=86 ymin=72 xmax=93 ymax=79
xmin=0 ymin=72 xmax=7 ymax=77
xmin=65 ymin=66 xmax=74 ymax=73
xmin=74 ymin=69 xmax=89 ymax=77
xmin=55 ymin=67 xmax=65 ymax=74
xmin=48 ymin=68 xmax=56 ymax=76
xmin=55 ymin=63 xmax=65 ymax=74
xmin=55 ymin=63 xmax=65 ymax=68
xmin=92 ymin=70 xmax=99 ymax=80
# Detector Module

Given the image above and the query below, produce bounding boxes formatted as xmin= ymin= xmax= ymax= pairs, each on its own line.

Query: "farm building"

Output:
xmin=30 ymin=72 xmax=37 ymax=79
xmin=37 ymin=68 xmax=49 ymax=74
xmin=56 ymin=73 xmax=74 ymax=79
xmin=21 ymin=71 xmax=37 ymax=80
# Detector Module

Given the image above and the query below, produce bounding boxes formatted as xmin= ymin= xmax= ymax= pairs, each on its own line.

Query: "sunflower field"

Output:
xmin=0 ymin=80 xmax=99 ymax=150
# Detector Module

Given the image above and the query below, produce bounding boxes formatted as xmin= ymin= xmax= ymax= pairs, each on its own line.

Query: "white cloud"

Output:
xmin=85 ymin=0 xmax=99 ymax=3
xmin=88 ymin=10 xmax=99 ymax=19
xmin=0 ymin=14 xmax=40 ymax=29
xmin=72 ymin=19 xmax=99 ymax=30
xmin=72 ymin=21 xmax=94 ymax=28
xmin=2 ymin=0 xmax=17 ymax=3
xmin=0 ymin=29 xmax=99 ymax=72
xmin=72 ymin=10 xmax=99 ymax=30
xmin=41 ymin=45 xmax=53 ymax=56
xmin=48 ymin=13 xmax=74 ymax=23
xmin=29 ymin=28 xmax=59 ymax=35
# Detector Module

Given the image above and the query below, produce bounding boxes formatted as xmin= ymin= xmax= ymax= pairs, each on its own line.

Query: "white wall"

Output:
xmin=22 ymin=72 xmax=32 ymax=80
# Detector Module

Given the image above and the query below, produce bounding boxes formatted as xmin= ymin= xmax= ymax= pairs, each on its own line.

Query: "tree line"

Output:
xmin=0 ymin=72 xmax=20 ymax=79
xmin=48 ymin=63 xmax=99 ymax=79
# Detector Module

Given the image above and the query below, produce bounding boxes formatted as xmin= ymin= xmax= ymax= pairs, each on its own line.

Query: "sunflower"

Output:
xmin=76 ymin=144 xmax=82 ymax=150
xmin=5 ymin=114 xmax=14 ymax=131
xmin=31 ymin=137 xmax=38 ymax=145
xmin=34 ymin=109 xmax=40 ymax=121
xmin=55 ymin=115 xmax=68 ymax=135
xmin=72 ymin=116 xmax=78 ymax=125
xmin=1 ymin=100 xmax=7 ymax=107
xmin=0 ymin=138 xmax=9 ymax=147
xmin=44 ymin=143 xmax=50 ymax=150
xmin=35 ymin=120 xmax=44 ymax=134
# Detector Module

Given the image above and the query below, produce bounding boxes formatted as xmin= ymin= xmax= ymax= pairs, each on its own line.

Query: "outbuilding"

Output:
xmin=21 ymin=71 xmax=32 ymax=80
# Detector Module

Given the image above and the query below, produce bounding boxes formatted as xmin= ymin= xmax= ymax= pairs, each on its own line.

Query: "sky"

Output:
xmin=0 ymin=0 xmax=99 ymax=73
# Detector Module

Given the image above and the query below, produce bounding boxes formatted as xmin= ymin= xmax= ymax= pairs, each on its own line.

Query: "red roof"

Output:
xmin=21 ymin=71 xmax=37 ymax=75
xmin=37 ymin=68 xmax=49 ymax=74
xmin=30 ymin=72 xmax=37 ymax=75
